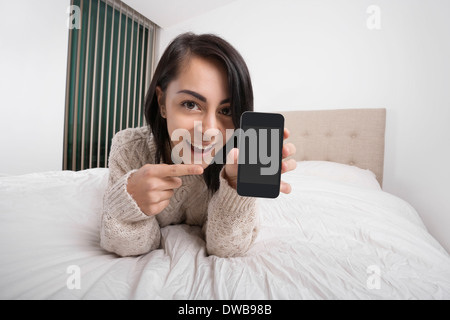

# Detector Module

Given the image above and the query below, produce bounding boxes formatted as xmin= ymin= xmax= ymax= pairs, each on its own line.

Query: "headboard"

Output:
xmin=280 ymin=108 xmax=386 ymax=186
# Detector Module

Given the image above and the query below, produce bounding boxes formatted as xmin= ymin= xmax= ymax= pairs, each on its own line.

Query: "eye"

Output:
xmin=181 ymin=101 xmax=200 ymax=111
xmin=219 ymin=107 xmax=232 ymax=116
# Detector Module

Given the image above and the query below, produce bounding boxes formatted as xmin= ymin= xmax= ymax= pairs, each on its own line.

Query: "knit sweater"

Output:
xmin=100 ymin=126 xmax=259 ymax=258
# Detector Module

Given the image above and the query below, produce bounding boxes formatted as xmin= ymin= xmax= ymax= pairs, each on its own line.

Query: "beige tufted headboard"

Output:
xmin=280 ymin=109 xmax=386 ymax=187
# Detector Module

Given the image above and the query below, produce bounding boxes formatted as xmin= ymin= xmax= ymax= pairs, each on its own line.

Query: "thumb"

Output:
xmin=226 ymin=148 xmax=239 ymax=165
xmin=224 ymin=148 xmax=239 ymax=183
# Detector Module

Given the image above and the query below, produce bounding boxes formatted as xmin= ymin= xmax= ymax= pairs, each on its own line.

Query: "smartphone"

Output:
xmin=237 ymin=112 xmax=284 ymax=198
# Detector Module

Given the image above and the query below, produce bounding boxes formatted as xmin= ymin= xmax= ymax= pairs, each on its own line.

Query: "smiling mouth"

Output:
xmin=187 ymin=140 xmax=215 ymax=154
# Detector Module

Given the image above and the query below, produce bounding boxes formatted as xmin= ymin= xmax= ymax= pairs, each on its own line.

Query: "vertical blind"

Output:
xmin=63 ymin=0 xmax=156 ymax=171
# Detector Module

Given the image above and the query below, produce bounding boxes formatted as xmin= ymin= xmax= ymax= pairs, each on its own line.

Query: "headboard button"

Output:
xmin=351 ymin=133 xmax=357 ymax=139
xmin=349 ymin=161 xmax=355 ymax=165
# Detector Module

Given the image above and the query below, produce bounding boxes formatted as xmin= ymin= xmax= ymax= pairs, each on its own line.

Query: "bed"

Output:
xmin=1 ymin=108 xmax=449 ymax=300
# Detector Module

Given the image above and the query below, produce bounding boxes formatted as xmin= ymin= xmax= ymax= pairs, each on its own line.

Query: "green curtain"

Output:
xmin=64 ymin=0 xmax=155 ymax=171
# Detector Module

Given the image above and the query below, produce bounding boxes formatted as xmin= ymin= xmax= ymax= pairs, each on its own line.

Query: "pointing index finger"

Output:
xmin=163 ymin=164 xmax=204 ymax=177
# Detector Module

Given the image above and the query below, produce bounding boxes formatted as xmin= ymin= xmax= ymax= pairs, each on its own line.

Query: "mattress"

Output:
xmin=0 ymin=162 xmax=449 ymax=300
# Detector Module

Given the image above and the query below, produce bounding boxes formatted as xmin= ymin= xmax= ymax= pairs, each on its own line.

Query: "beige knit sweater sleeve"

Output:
xmin=203 ymin=169 xmax=259 ymax=258
xmin=100 ymin=129 xmax=161 ymax=257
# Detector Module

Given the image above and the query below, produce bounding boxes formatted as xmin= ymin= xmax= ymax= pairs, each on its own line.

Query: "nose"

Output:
xmin=201 ymin=112 xmax=220 ymax=142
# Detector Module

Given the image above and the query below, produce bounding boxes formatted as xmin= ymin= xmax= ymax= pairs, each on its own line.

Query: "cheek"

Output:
xmin=165 ymin=113 xmax=196 ymax=145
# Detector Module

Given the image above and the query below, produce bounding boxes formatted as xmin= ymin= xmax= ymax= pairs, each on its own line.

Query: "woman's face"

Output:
xmin=157 ymin=56 xmax=234 ymax=168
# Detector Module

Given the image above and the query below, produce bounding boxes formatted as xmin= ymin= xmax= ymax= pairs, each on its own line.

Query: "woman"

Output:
xmin=100 ymin=33 xmax=297 ymax=258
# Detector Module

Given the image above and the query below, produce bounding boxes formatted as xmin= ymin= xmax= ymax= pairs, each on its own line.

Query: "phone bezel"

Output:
xmin=236 ymin=111 xmax=284 ymax=198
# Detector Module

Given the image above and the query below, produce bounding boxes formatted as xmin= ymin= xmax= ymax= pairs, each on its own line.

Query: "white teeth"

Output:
xmin=188 ymin=141 xmax=215 ymax=151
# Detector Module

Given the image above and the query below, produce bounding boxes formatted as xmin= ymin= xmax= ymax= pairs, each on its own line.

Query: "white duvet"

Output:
xmin=0 ymin=165 xmax=449 ymax=300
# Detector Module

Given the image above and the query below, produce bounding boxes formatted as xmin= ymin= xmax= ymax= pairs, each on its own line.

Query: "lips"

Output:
xmin=187 ymin=140 xmax=215 ymax=153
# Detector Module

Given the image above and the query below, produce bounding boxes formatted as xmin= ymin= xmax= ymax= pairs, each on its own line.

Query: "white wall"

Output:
xmin=122 ymin=0 xmax=238 ymax=28
xmin=0 ymin=0 xmax=69 ymax=175
xmin=157 ymin=0 xmax=450 ymax=252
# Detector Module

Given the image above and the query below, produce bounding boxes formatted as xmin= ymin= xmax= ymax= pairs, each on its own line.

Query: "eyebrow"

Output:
xmin=177 ymin=89 xmax=230 ymax=105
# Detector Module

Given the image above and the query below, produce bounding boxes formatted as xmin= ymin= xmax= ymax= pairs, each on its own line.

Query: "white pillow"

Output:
xmin=294 ymin=161 xmax=381 ymax=190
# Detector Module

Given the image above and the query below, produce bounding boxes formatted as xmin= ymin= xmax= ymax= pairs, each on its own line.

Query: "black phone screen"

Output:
xmin=238 ymin=124 xmax=282 ymax=185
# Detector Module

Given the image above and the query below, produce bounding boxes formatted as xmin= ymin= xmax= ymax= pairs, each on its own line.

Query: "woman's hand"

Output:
xmin=224 ymin=128 xmax=297 ymax=193
xmin=127 ymin=164 xmax=204 ymax=216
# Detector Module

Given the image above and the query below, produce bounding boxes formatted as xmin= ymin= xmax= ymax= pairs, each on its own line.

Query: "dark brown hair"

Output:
xmin=144 ymin=32 xmax=254 ymax=193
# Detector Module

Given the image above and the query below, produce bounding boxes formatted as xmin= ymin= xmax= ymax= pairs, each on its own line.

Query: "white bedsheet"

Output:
xmin=0 ymin=167 xmax=449 ymax=300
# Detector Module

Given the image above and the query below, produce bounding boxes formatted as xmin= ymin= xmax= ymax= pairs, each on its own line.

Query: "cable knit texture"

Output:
xmin=100 ymin=126 xmax=259 ymax=258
